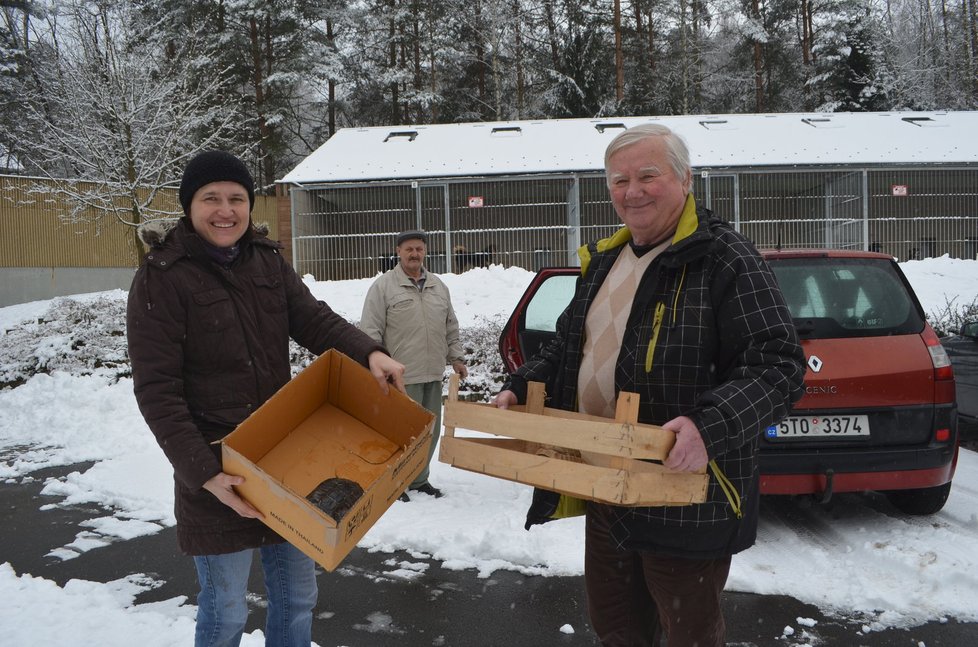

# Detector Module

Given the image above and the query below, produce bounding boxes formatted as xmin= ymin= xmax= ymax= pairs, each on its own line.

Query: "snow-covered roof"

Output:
xmin=280 ymin=111 xmax=978 ymax=185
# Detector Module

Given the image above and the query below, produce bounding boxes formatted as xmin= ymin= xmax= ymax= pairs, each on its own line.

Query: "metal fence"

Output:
xmin=708 ymin=168 xmax=978 ymax=260
xmin=290 ymin=176 xmax=580 ymax=280
xmin=290 ymin=166 xmax=978 ymax=280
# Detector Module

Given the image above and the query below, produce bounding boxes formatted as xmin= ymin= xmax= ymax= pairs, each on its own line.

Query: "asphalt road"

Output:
xmin=3 ymin=463 xmax=977 ymax=647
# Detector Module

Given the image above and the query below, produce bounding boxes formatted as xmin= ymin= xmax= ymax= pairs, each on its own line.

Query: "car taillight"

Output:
xmin=921 ymin=324 xmax=953 ymax=380
xmin=921 ymin=324 xmax=956 ymax=405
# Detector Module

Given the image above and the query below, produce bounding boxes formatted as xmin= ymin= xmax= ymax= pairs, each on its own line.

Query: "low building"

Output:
xmin=280 ymin=112 xmax=978 ymax=280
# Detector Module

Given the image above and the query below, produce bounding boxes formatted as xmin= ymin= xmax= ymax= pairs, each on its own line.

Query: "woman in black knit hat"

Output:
xmin=127 ymin=150 xmax=407 ymax=647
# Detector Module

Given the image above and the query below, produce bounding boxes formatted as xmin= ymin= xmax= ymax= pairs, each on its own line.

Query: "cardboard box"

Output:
xmin=221 ymin=350 xmax=434 ymax=571
xmin=439 ymin=376 xmax=708 ymax=506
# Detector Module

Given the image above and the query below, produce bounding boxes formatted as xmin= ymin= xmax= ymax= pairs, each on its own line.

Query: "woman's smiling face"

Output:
xmin=188 ymin=181 xmax=251 ymax=248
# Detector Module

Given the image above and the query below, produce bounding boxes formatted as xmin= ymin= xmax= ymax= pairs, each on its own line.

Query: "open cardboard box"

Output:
xmin=439 ymin=376 xmax=708 ymax=506
xmin=221 ymin=350 xmax=434 ymax=571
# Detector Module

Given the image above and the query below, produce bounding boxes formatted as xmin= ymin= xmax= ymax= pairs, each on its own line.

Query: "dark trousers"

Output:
xmin=584 ymin=503 xmax=731 ymax=647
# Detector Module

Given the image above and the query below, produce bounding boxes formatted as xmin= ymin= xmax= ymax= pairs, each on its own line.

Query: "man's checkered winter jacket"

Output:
xmin=505 ymin=196 xmax=805 ymax=558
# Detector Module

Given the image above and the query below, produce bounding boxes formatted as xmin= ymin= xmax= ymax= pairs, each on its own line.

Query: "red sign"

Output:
xmin=468 ymin=196 xmax=484 ymax=208
xmin=891 ymin=185 xmax=908 ymax=197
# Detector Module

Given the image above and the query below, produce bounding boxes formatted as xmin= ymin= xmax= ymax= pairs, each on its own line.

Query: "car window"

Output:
xmin=770 ymin=258 xmax=924 ymax=339
xmin=524 ymin=274 xmax=577 ymax=332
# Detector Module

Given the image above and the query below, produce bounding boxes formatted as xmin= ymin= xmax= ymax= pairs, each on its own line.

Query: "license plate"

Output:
xmin=765 ymin=415 xmax=870 ymax=439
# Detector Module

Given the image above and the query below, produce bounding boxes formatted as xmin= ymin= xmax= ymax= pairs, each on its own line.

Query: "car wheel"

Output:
xmin=884 ymin=481 xmax=952 ymax=515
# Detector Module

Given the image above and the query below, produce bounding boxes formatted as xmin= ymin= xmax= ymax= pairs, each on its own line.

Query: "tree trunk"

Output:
xmin=691 ymin=0 xmax=703 ymax=108
xmin=262 ymin=14 xmax=274 ymax=186
xmin=614 ymin=0 xmax=624 ymax=102
xmin=412 ymin=0 xmax=423 ymax=122
xmin=249 ymin=16 xmax=272 ymax=188
xmin=920 ymin=0 xmax=934 ymax=66
xmin=801 ymin=0 xmax=813 ymax=65
xmin=389 ymin=2 xmax=400 ymax=124
xmin=493 ymin=47 xmax=501 ymax=120
xmin=327 ymin=19 xmax=336 ymax=137
xmin=475 ymin=0 xmax=487 ymax=118
xmin=752 ymin=0 xmax=765 ymax=112
xmin=124 ymin=122 xmax=144 ymax=266
xmin=633 ymin=0 xmax=656 ymax=77
xmin=680 ymin=0 xmax=690 ymax=113
xmin=647 ymin=6 xmax=657 ymax=73
xmin=513 ymin=0 xmax=525 ymax=119
xmin=427 ymin=7 xmax=439 ymax=122
xmin=428 ymin=8 xmax=439 ymax=122
xmin=399 ymin=22 xmax=408 ymax=120
xmin=939 ymin=0 xmax=951 ymax=63
xmin=543 ymin=0 xmax=560 ymax=73
xmin=970 ymin=0 xmax=978 ymax=99
xmin=130 ymin=222 xmax=145 ymax=267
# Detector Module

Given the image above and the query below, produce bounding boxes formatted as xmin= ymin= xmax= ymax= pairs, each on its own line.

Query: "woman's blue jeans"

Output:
xmin=193 ymin=542 xmax=318 ymax=647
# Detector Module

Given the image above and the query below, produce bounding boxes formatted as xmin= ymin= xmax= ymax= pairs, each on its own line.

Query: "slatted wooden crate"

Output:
xmin=438 ymin=375 xmax=708 ymax=506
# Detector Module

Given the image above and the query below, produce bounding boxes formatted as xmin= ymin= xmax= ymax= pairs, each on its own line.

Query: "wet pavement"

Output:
xmin=3 ymin=464 xmax=977 ymax=647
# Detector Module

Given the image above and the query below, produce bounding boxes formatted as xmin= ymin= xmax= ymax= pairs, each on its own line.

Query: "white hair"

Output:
xmin=604 ymin=123 xmax=692 ymax=190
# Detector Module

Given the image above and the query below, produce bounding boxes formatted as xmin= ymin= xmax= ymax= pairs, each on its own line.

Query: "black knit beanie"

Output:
xmin=178 ymin=150 xmax=255 ymax=215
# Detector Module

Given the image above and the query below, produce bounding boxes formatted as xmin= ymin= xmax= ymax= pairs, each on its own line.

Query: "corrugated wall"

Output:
xmin=0 ymin=175 xmax=280 ymax=268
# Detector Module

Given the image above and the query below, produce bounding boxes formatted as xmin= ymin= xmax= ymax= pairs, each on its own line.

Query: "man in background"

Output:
xmin=360 ymin=230 xmax=467 ymax=500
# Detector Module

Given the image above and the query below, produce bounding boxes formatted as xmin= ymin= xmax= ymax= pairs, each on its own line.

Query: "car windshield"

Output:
xmin=769 ymin=257 xmax=924 ymax=339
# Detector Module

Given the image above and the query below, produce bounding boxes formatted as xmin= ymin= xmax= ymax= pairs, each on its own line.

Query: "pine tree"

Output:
xmin=705 ymin=0 xmax=805 ymax=113
xmin=809 ymin=2 xmax=894 ymax=111
xmin=536 ymin=0 xmax=616 ymax=118
xmin=0 ymin=0 xmax=43 ymax=171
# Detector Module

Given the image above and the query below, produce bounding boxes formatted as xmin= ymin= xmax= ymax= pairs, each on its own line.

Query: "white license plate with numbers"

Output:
xmin=765 ymin=415 xmax=870 ymax=439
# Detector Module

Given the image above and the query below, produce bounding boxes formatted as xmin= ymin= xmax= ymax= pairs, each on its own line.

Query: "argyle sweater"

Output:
xmin=505 ymin=196 xmax=805 ymax=557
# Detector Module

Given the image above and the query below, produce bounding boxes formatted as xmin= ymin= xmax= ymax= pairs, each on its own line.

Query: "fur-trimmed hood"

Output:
xmin=137 ymin=217 xmax=271 ymax=249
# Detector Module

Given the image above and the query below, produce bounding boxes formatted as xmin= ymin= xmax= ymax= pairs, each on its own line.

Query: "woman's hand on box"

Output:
xmin=203 ymin=472 xmax=264 ymax=519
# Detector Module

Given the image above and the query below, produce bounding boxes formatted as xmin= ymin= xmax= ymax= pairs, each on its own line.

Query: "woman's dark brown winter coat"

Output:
xmin=127 ymin=219 xmax=384 ymax=556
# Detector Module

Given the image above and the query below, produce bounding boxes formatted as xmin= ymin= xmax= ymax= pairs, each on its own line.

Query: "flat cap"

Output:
xmin=396 ymin=230 xmax=427 ymax=246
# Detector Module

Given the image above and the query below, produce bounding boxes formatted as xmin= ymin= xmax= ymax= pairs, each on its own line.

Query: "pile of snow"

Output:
xmin=1 ymin=258 xmax=977 ymax=646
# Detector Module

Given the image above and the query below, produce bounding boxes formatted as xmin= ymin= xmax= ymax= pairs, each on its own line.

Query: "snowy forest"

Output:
xmin=2 ymin=0 xmax=978 ymax=197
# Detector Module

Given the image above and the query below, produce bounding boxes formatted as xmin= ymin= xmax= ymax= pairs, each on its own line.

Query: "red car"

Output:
xmin=499 ymin=249 xmax=959 ymax=515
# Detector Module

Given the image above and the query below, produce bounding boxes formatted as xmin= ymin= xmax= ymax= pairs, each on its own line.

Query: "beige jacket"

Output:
xmin=360 ymin=264 xmax=463 ymax=384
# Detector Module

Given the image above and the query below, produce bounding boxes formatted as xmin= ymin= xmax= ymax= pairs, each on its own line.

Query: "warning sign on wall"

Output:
xmin=468 ymin=196 xmax=484 ymax=208
xmin=891 ymin=185 xmax=909 ymax=197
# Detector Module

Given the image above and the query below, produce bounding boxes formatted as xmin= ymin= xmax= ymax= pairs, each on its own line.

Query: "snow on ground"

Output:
xmin=1 ymin=256 xmax=977 ymax=646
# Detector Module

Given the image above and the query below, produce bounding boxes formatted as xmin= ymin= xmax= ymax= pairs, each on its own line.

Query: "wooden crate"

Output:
xmin=438 ymin=376 xmax=708 ymax=506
